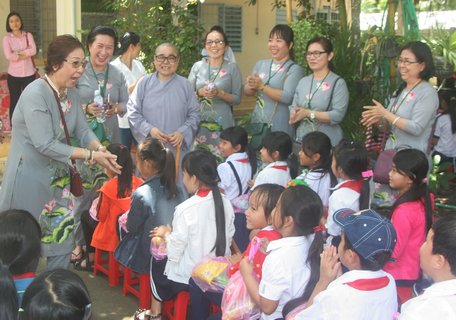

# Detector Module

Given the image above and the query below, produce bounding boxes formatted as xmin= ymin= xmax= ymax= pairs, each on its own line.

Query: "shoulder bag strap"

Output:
xmin=26 ymin=32 xmax=37 ymax=70
xmin=324 ymin=77 xmax=341 ymax=112
xmin=44 ymin=78 xmax=76 ymax=167
xmin=227 ymin=161 xmax=243 ymax=196
xmin=269 ymin=62 xmax=296 ymax=126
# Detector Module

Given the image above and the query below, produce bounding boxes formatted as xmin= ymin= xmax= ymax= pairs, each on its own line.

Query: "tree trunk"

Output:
xmin=286 ymin=0 xmax=293 ymax=24
xmin=338 ymin=0 xmax=348 ymax=30
xmin=351 ymin=0 xmax=361 ymax=40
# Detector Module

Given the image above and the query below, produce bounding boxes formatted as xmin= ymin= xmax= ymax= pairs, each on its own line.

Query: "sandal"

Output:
xmin=70 ymin=248 xmax=84 ymax=263
xmin=74 ymin=257 xmax=93 ymax=272
xmin=133 ymin=309 xmax=161 ymax=320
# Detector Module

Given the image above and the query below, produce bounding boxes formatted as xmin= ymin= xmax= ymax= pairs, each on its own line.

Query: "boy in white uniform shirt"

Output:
xmin=399 ymin=215 xmax=456 ymax=319
xmin=293 ymin=209 xmax=398 ymax=320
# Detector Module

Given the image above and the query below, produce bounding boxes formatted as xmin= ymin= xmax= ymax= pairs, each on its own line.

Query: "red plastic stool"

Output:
xmin=123 ymin=267 xmax=151 ymax=309
xmin=93 ymin=248 xmax=122 ymax=287
xmin=162 ymin=291 xmax=190 ymax=320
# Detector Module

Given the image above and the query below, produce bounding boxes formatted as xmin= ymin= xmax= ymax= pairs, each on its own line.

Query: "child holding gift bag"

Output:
xmin=190 ymin=183 xmax=284 ymax=319
xmin=239 ymin=185 xmax=325 ymax=320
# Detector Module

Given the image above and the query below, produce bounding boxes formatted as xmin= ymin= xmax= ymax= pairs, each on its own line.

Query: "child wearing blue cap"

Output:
xmin=287 ymin=208 xmax=398 ymax=320
xmin=399 ymin=215 xmax=456 ymax=319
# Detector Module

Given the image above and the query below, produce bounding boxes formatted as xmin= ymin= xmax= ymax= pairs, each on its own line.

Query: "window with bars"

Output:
xmin=10 ymin=0 xmax=56 ymax=59
xmin=275 ymin=8 xmax=298 ymax=25
xmin=200 ymin=4 xmax=242 ymax=52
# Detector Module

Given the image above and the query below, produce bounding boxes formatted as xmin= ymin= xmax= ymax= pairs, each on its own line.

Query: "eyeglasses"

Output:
xmin=205 ymin=40 xmax=225 ymax=46
xmin=306 ymin=51 xmax=327 ymax=58
xmin=397 ymin=58 xmax=420 ymax=66
xmin=65 ymin=59 xmax=88 ymax=69
xmin=155 ymin=55 xmax=178 ymax=63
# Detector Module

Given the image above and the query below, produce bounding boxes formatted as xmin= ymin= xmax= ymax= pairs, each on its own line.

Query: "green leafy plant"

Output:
xmin=108 ymin=0 xmax=204 ymax=76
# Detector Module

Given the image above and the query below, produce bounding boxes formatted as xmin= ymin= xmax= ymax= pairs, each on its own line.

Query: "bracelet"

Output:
xmin=392 ymin=116 xmax=401 ymax=126
xmin=84 ymin=149 xmax=89 ymax=162
xmin=90 ymin=150 xmax=95 ymax=162
xmin=96 ymin=145 xmax=103 ymax=151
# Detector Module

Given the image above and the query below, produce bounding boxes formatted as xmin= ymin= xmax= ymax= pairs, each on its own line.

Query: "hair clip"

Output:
xmin=287 ymin=179 xmax=309 ymax=188
xmin=313 ymin=225 xmax=326 ymax=232
xmin=361 ymin=170 xmax=373 ymax=178
xmin=82 ymin=303 xmax=92 ymax=320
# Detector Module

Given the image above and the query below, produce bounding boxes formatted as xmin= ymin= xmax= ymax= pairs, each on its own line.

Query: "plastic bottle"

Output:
xmin=93 ymin=89 xmax=106 ymax=123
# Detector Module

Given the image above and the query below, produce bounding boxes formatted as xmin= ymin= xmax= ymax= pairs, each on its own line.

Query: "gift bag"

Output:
xmin=150 ymin=236 xmax=167 ymax=260
xmin=373 ymin=149 xmax=396 ymax=184
xmin=221 ymin=271 xmax=260 ymax=320
xmin=191 ymin=256 xmax=231 ymax=293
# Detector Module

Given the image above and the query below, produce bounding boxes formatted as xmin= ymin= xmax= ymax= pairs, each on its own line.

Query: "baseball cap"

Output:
xmin=333 ymin=208 xmax=397 ymax=262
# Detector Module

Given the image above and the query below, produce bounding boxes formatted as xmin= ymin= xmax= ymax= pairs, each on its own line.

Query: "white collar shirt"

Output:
xmin=259 ymin=236 xmax=314 ymax=320
xmin=326 ymin=179 xmax=361 ymax=236
xmin=294 ymin=269 xmax=398 ymax=320
xmin=217 ymin=152 xmax=252 ymax=201
xmin=164 ymin=191 xmax=235 ymax=284
xmin=296 ymin=169 xmax=332 ymax=207
xmin=252 ymin=161 xmax=291 ymax=190
xmin=399 ymin=279 xmax=456 ymax=320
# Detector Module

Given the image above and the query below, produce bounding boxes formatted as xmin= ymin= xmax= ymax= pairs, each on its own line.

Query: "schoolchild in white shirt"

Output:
xmin=296 ymin=131 xmax=337 ymax=209
xmin=217 ymin=126 xmax=258 ymax=251
xmin=289 ymin=208 xmax=398 ymax=320
xmin=150 ymin=150 xmax=235 ymax=319
xmin=327 ymin=140 xmax=370 ymax=243
xmin=240 ymin=185 xmax=325 ymax=320
xmin=251 ymin=131 xmax=299 ymax=190
xmin=218 ymin=126 xmax=257 ymax=202
xmin=399 ymin=215 xmax=456 ymax=320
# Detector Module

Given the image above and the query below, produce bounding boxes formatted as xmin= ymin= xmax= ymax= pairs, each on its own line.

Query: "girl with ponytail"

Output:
xmin=239 ymin=185 xmax=325 ymax=320
xmin=384 ymin=148 xmax=434 ymax=305
xmin=116 ymin=137 xmax=185 ymax=320
xmin=147 ymin=150 xmax=235 ymax=320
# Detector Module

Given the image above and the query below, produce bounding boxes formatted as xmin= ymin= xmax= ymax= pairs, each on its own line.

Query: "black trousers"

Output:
xmin=7 ymin=73 xmax=36 ymax=121
xmin=81 ymin=210 xmax=98 ymax=254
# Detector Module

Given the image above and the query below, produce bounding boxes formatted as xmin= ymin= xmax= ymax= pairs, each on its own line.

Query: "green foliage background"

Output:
xmin=107 ymin=0 xmax=204 ymax=76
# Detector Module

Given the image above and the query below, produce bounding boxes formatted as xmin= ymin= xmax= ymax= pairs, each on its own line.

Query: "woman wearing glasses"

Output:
xmin=245 ymin=24 xmax=304 ymax=137
xmin=128 ymin=42 xmax=200 ymax=176
xmin=361 ymin=41 xmax=438 ymax=153
xmin=289 ymin=36 xmax=349 ymax=146
xmin=188 ymin=26 xmax=242 ymax=161
xmin=111 ymin=31 xmax=146 ymax=151
xmin=71 ymin=26 xmax=129 ymax=268
xmin=0 ymin=35 xmax=120 ymax=270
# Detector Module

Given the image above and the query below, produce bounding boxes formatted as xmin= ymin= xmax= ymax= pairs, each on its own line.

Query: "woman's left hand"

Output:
xmin=150 ymin=225 xmax=172 ymax=238
xmin=361 ymin=99 xmax=386 ymax=127
xmin=289 ymin=107 xmax=309 ymax=124
xmin=168 ymin=131 xmax=183 ymax=147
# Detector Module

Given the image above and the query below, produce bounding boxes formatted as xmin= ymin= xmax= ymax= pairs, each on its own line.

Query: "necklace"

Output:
xmin=265 ymin=59 xmax=290 ymax=85
xmin=44 ymin=74 xmax=68 ymax=101
xmin=207 ymin=60 xmax=224 ymax=83
xmin=89 ymin=59 xmax=110 ymax=98
xmin=306 ymin=71 xmax=330 ymax=109
xmin=391 ymin=79 xmax=422 ymax=114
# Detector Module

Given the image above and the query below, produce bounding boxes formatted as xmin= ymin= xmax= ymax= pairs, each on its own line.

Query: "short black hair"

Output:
xmin=86 ymin=25 xmax=118 ymax=51
xmin=6 ymin=11 xmax=23 ymax=33
xmin=400 ymin=41 xmax=435 ymax=80
xmin=432 ymin=216 xmax=456 ymax=276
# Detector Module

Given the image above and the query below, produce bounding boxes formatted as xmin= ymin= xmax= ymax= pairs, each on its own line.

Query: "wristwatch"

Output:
xmin=309 ymin=112 xmax=316 ymax=121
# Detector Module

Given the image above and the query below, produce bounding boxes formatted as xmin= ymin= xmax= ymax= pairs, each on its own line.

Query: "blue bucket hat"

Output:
xmin=334 ymin=209 xmax=397 ymax=262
